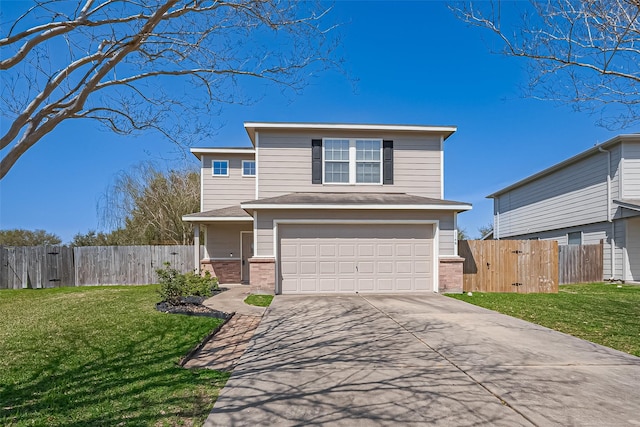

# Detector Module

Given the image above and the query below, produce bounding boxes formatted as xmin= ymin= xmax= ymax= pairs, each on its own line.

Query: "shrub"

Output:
xmin=185 ymin=270 xmax=218 ymax=296
xmin=156 ymin=263 xmax=218 ymax=305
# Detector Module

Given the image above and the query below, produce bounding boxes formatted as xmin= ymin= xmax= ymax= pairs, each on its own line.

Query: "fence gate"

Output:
xmin=459 ymin=240 xmax=558 ymax=293
xmin=0 ymin=245 xmax=74 ymax=289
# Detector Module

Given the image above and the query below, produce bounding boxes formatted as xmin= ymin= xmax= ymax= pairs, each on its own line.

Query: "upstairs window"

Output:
xmin=242 ymin=160 xmax=256 ymax=177
xmin=324 ymin=139 xmax=350 ymax=183
xmin=323 ymin=138 xmax=382 ymax=184
xmin=356 ymin=139 xmax=381 ymax=183
xmin=212 ymin=160 xmax=229 ymax=176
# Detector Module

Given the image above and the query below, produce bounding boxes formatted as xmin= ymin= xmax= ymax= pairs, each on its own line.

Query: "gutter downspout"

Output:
xmin=599 ymin=147 xmax=615 ymax=280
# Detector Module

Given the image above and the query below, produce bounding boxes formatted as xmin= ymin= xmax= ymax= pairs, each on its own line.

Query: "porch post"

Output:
xmin=193 ymin=224 xmax=200 ymax=273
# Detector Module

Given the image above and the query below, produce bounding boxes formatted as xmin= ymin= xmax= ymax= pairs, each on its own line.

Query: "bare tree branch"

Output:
xmin=451 ymin=0 xmax=640 ymax=129
xmin=1 ymin=0 xmax=338 ymax=179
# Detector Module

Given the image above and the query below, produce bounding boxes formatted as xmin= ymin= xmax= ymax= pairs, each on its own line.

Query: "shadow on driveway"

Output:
xmin=205 ymin=294 xmax=640 ymax=426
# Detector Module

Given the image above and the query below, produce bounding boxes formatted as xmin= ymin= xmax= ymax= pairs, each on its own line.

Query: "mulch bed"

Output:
xmin=155 ymin=288 xmax=230 ymax=319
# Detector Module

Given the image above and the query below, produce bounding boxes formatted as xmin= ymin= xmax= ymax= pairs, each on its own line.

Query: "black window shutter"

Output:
xmin=312 ymin=139 xmax=322 ymax=184
xmin=383 ymin=140 xmax=394 ymax=184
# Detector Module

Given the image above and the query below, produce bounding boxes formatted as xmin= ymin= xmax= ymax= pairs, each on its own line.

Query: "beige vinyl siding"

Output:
xmin=254 ymin=209 xmax=456 ymax=257
xmin=257 ymin=130 xmax=441 ymax=198
xmin=203 ymin=223 xmax=252 ymax=259
xmin=201 ymin=154 xmax=255 ymax=211
xmin=495 ymin=151 xmax=609 ymax=237
xmin=622 ymin=141 xmax=640 ymax=199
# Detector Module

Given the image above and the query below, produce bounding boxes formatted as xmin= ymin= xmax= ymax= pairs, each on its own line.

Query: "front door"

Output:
xmin=241 ymin=232 xmax=254 ymax=283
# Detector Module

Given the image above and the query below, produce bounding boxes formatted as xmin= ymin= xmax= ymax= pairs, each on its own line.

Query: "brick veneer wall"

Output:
xmin=249 ymin=257 xmax=275 ymax=294
xmin=200 ymin=260 xmax=241 ymax=284
xmin=439 ymin=256 xmax=464 ymax=293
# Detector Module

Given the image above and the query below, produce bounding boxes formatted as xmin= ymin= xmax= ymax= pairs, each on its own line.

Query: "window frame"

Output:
xmin=322 ymin=138 xmax=383 ymax=185
xmin=242 ymin=160 xmax=256 ymax=177
xmin=567 ymin=231 xmax=582 ymax=245
xmin=212 ymin=160 xmax=229 ymax=177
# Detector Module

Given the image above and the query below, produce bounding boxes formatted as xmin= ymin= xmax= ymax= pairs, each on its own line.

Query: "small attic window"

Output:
xmin=242 ymin=160 xmax=256 ymax=177
xmin=212 ymin=160 xmax=229 ymax=176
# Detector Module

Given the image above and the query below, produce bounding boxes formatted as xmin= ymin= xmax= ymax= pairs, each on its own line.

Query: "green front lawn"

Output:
xmin=244 ymin=294 xmax=274 ymax=307
xmin=448 ymin=283 xmax=640 ymax=357
xmin=0 ymin=285 xmax=229 ymax=426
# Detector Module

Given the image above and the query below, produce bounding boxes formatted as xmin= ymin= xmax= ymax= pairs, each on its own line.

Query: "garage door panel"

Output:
xmin=300 ymin=245 xmax=317 ymax=257
xmin=339 ymin=244 xmax=355 ymax=256
xmin=339 ymin=262 xmax=355 ymax=274
xmin=414 ymin=244 xmax=431 ymax=256
xmin=377 ymin=245 xmax=393 ymax=256
xmin=300 ymin=278 xmax=318 ymax=292
xmin=358 ymin=278 xmax=374 ymax=291
xmin=358 ymin=244 xmax=374 ymax=256
xmin=319 ymin=244 xmax=336 ymax=257
xmin=319 ymin=278 xmax=337 ymax=292
xmin=396 ymin=261 xmax=413 ymax=274
xmin=414 ymin=261 xmax=429 ymax=274
xmin=396 ymin=244 xmax=412 ymax=256
xmin=281 ymin=245 xmax=297 ymax=257
xmin=281 ymin=261 xmax=298 ymax=275
xmin=414 ymin=275 xmax=430 ymax=291
xmin=396 ymin=278 xmax=412 ymax=290
xmin=279 ymin=224 xmax=434 ymax=294
xmin=319 ymin=261 xmax=335 ymax=274
xmin=378 ymin=261 xmax=393 ymax=274
xmin=300 ymin=261 xmax=317 ymax=274
xmin=378 ymin=278 xmax=394 ymax=291
xmin=282 ymin=278 xmax=298 ymax=293
xmin=358 ymin=262 xmax=374 ymax=274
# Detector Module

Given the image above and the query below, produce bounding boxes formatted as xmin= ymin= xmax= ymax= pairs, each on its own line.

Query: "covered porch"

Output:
xmin=182 ymin=205 xmax=254 ymax=284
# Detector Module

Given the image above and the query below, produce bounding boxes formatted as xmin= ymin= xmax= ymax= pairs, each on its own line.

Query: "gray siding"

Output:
xmin=201 ymin=153 xmax=255 ymax=211
xmin=622 ymin=141 xmax=640 ymax=199
xmin=257 ymin=130 xmax=442 ymax=199
xmin=203 ymin=223 xmax=252 ymax=259
xmin=254 ymin=209 xmax=456 ymax=257
xmin=495 ymin=151 xmax=610 ymax=237
xmin=624 ymin=217 xmax=640 ymax=281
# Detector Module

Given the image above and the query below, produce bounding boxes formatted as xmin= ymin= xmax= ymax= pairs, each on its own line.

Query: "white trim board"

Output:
xmin=191 ymin=148 xmax=255 ymax=154
xmin=242 ymin=203 xmax=472 ymax=211
xmin=240 ymin=230 xmax=253 ymax=282
xmin=182 ymin=217 xmax=253 ymax=222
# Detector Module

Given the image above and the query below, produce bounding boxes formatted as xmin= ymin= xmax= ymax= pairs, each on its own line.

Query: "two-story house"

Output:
xmin=183 ymin=122 xmax=472 ymax=294
xmin=488 ymin=134 xmax=640 ymax=283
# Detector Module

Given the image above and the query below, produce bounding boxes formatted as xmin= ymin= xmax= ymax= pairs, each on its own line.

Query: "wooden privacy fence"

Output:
xmin=459 ymin=240 xmax=559 ymax=293
xmin=0 ymin=245 xmax=203 ymax=289
xmin=0 ymin=245 xmax=75 ymax=289
xmin=558 ymin=241 xmax=604 ymax=284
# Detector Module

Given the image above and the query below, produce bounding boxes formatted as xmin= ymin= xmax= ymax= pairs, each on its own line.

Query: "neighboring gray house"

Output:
xmin=183 ymin=122 xmax=471 ymax=294
xmin=488 ymin=134 xmax=640 ymax=282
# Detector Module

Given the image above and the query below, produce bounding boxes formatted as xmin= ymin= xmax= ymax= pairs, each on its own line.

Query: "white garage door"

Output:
xmin=279 ymin=224 xmax=433 ymax=294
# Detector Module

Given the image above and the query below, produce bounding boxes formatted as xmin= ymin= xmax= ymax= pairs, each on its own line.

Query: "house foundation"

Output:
xmin=249 ymin=257 xmax=276 ymax=294
xmin=439 ymin=256 xmax=464 ymax=293
xmin=200 ymin=260 xmax=241 ymax=284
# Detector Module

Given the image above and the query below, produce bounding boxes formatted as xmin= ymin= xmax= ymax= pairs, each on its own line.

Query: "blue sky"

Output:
xmin=1 ymin=1 xmax=635 ymax=242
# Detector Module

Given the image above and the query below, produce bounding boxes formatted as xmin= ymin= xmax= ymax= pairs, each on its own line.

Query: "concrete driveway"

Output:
xmin=205 ymin=294 xmax=640 ymax=426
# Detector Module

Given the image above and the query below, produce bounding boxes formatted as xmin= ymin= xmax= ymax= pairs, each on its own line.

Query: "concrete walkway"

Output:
xmin=183 ymin=285 xmax=266 ymax=371
xmin=202 ymin=284 xmax=267 ymax=316
xmin=184 ymin=314 xmax=262 ymax=371
xmin=205 ymin=293 xmax=640 ymax=427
